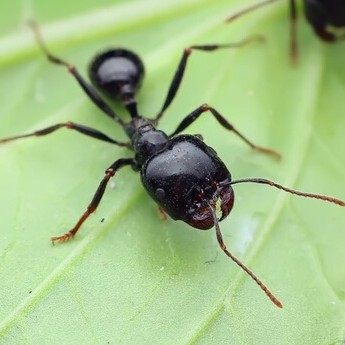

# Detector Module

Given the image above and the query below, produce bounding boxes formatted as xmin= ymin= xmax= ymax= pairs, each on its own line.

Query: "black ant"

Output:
xmin=1 ymin=21 xmax=344 ymax=309
xmin=225 ymin=0 xmax=345 ymax=63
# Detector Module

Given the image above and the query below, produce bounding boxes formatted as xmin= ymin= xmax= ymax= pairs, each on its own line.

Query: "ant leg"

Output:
xmin=289 ymin=0 xmax=299 ymax=64
xmin=0 ymin=121 xmax=130 ymax=148
xmin=225 ymin=0 xmax=297 ymax=64
xmin=170 ymin=104 xmax=281 ymax=160
xmin=225 ymin=0 xmax=280 ymax=23
xmin=28 ymin=21 xmax=125 ymax=127
xmin=51 ymin=158 xmax=135 ymax=244
xmin=154 ymin=36 xmax=264 ymax=123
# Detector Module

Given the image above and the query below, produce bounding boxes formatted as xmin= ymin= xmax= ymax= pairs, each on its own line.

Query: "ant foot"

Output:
xmin=51 ymin=230 xmax=75 ymax=245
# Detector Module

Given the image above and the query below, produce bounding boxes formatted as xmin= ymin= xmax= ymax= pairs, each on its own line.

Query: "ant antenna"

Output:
xmin=211 ymin=177 xmax=344 ymax=307
xmin=209 ymin=205 xmax=283 ymax=308
xmin=226 ymin=178 xmax=345 ymax=207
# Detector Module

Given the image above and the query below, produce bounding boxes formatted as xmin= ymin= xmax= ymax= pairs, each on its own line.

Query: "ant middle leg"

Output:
xmin=0 ymin=122 xmax=130 ymax=148
xmin=51 ymin=158 xmax=135 ymax=244
xmin=28 ymin=21 xmax=124 ymax=127
xmin=154 ymin=36 xmax=264 ymax=123
xmin=170 ymin=104 xmax=281 ymax=160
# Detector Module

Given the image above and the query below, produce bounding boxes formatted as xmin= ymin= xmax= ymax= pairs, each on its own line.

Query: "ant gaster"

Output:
xmin=1 ymin=22 xmax=344 ymax=309
xmin=225 ymin=0 xmax=345 ymax=63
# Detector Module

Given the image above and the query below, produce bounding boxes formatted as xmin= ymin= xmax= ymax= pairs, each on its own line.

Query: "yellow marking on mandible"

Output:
xmin=215 ymin=197 xmax=223 ymax=219
xmin=327 ymin=25 xmax=345 ymax=36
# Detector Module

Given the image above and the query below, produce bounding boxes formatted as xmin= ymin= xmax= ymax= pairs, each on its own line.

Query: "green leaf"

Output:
xmin=0 ymin=0 xmax=344 ymax=344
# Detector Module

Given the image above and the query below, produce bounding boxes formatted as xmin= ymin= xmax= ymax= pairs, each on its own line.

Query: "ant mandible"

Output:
xmin=1 ymin=21 xmax=344 ymax=309
xmin=225 ymin=0 xmax=345 ymax=63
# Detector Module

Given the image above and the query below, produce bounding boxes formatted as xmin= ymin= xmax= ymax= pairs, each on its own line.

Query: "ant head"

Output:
xmin=89 ymin=48 xmax=145 ymax=103
xmin=186 ymin=185 xmax=235 ymax=230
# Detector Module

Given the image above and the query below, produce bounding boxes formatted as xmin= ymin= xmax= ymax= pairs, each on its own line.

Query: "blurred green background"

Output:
xmin=0 ymin=0 xmax=344 ymax=344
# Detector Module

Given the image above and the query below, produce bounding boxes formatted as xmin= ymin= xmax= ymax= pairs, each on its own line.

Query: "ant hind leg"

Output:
xmin=28 ymin=20 xmax=125 ymax=127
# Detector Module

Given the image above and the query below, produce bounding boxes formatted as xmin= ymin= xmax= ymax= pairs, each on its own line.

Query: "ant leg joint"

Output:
xmin=87 ymin=205 xmax=96 ymax=213
xmin=201 ymin=103 xmax=210 ymax=111
xmin=184 ymin=47 xmax=192 ymax=55
xmin=68 ymin=64 xmax=76 ymax=73
xmin=105 ymin=168 xmax=115 ymax=177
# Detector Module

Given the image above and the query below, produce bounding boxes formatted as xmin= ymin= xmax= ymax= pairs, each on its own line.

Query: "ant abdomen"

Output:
xmin=89 ymin=49 xmax=145 ymax=102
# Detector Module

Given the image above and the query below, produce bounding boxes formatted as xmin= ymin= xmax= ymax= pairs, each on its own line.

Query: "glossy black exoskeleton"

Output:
xmin=1 ymin=21 xmax=344 ymax=308
xmin=89 ymin=49 xmax=144 ymax=105
xmin=226 ymin=0 xmax=345 ymax=62
xmin=304 ymin=0 xmax=345 ymax=41
xmin=141 ymin=135 xmax=234 ymax=230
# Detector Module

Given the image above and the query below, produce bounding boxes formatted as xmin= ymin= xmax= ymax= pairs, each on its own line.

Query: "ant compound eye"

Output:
xmin=155 ymin=188 xmax=166 ymax=201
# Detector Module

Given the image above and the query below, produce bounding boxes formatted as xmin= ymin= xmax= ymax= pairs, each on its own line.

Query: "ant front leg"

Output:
xmin=0 ymin=122 xmax=130 ymax=148
xmin=28 ymin=21 xmax=124 ymax=127
xmin=51 ymin=158 xmax=135 ymax=244
xmin=170 ymin=104 xmax=281 ymax=160
xmin=154 ymin=36 xmax=264 ymax=123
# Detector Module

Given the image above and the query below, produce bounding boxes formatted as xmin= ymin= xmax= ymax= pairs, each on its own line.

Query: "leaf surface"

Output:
xmin=0 ymin=0 xmax=344 ymax=344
